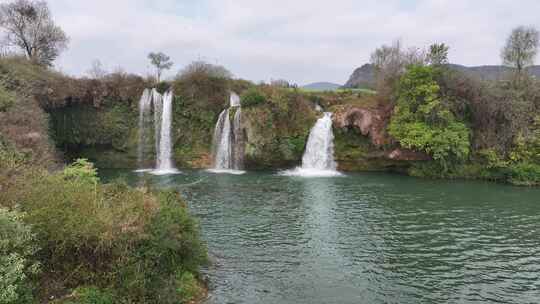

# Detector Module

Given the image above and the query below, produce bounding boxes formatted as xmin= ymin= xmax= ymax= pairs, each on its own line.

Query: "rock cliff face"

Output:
xmin=333 ymin=105 xmax=390 ymax=147
xmin=344 ymin=64 xmax=376 ymax=89
xmin=332 ymin=104 xmax=429 ymax=170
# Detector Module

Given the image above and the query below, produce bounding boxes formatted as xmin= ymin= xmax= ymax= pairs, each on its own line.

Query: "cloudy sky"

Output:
xmin=47 ymin=0 xmax=540 ymax=85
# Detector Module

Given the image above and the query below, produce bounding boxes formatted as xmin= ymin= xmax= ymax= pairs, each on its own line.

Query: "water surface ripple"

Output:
xmin=102 ymin=170 xmax=540 ymax=304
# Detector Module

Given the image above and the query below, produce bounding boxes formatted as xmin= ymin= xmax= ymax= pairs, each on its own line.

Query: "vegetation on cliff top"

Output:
xmin=370 ymin=28 xmax=540 ymax=185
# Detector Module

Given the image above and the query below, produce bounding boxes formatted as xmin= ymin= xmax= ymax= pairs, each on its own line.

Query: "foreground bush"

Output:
xmin=0 ymin=208 xmax=40 ymax=304
xmin=0 ymin=158 xmax=207 ymax=303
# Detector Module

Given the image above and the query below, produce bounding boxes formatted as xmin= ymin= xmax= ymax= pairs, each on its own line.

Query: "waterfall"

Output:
xmin=136 ymin=89 xmax=152 ymax=171
xmin=152 ymin=89 xmax=163 ymax=165
xmin=209 ymin=92 xmax=245 ymax=174
xmin=232 ymin=107 xmax=244 ymax=169
xmin=281 ymin=112 xmax=341 ymax=177
xmin=230 ymin=92 xmax=241 ymax=107
xmin=154 ymin=91 xmax=177 ymax=174
xmin=135 ymin=88 xmax=179 ymax=175
xmin=213 ymin=109 xmax=232 ymax=169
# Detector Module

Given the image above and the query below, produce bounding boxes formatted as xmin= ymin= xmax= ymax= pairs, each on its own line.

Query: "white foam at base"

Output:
xmin=279 ymin=167 xmax=343 ymax=178
xmin=207 ymin=169 xmax=246 ymax=175
xmin=149 ymin=168 xmax=182 ymax=176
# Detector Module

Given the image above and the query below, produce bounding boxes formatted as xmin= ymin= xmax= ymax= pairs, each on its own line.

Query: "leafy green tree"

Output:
xmin=148 ymin=52 xmax=173 ymax=83
xmin=388 ymin=65 xmax=471 ymax=171
xmin=427 ymin=43 xmax=449 ymax=66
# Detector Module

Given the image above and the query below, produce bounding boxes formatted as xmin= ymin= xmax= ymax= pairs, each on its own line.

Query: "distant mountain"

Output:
xmin=448 ymin=64 xmax=540 ymax=81
xmin=301 ymin=82 xmax=342 ymax=91
xmin=344 ymin=64 xmax=376 ymax=89
xmin=344 ymin=64 xmax=540 ymax=88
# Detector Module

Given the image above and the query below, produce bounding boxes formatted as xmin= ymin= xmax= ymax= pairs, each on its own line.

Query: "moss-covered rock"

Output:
xmin=49 ymin=102 xmax=139 ymax=168
xmin=241 ymin=86 xmax=318 ymax=169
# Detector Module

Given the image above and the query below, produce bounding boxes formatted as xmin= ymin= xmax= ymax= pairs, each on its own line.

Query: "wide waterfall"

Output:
xmin=209 ymin=92 xmax=245 ymax=174
xmin=282 ymin=112 xmax=341 ymax=177
xmin=135 ymin=89 xmax=179 ymax=175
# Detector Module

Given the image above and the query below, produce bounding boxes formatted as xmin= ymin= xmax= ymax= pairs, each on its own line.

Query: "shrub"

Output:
xmin=389 ymin=65 xmax=471 ymax=171
xmin=0 ymin=208 xmax=40 ymax=304
xmin=241 ymin=88 xmax=266 ymax=107
xmin=62 ymin=159 xmax=99 ymax=184
xmin=58 ymin=287 xmax=115 ymax=304
xmin=508 ymin=162 xmax=540 ymax=186
xmin=155 ymin=81 xmax=171 ymax=94
xmin=1 ymin=159 xmax=207 ymax=303
xmin=117 ymin=191 xmax=207 ymax=303
xmin=0 ymin=85 xmax=16 ymax=112
xmin=175 ymin=272 xmax=202 ymax=303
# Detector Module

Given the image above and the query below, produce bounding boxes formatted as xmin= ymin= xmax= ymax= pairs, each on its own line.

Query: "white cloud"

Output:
xmin=47 ymin=0 xmax=540 ymax=84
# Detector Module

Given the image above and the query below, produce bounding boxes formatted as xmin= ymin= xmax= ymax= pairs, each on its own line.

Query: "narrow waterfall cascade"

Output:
xmin=213 ymin=109 xmax=232 ymax=169
xmin=230 ymin=92 xmax=241 ymax=107
xmin=135 ymin=89 xmax=153 ymax=172
xmin=208 ymin=92 xmax=245 ymax=174
xmin=153 ymin=91 xmax=179 ymax=175
xmin=282 ymin=112 xmax=341 ymax=177
xmin=152 ymin=89 xmax=163 ymax=165
xmin=134 ymin=89 xmax=179 ymax=175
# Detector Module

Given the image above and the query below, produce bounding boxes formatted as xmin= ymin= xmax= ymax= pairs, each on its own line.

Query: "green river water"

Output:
xmin=101 ymin=170 xmax=540 ymax=304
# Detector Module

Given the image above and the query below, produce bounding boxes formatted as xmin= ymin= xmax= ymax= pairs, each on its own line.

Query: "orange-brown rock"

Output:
xmin=333 ymin=105 xmax=393 ymax=147
xmin=386 ymin=148 xmax=431 ymax=161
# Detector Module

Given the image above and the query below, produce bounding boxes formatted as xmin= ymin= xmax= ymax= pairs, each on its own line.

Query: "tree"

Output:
xmin=270 ymin=79 xmax=290 ymax=88
xmin=427 ymin=43 xmax=449 ymax=66
xmin=501 ymin=26 xmax=539 ymax=75
xmin=87 ymin=59 xmax=107 ymax=79
xmin=148 ymin=52 xmax=173 ymax=83
xmin=388 ymin=65 xmax=471 ymax=170
xmin=0 ymin=0 xmax=68 ymax=66
xmin=370 ymin=40 xmax=426 ymax=98
xmin=178 ymin=60 xmax=232 ymax=79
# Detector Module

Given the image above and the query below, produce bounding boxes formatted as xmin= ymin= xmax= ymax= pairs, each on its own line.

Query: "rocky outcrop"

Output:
xmin=333 ymin=105 xmax=392 ymax=147
xmin=344 ymin=64 xmax=376 ymax=89
xmin=386 ymin=148 xmax=430 ymax=161
xmin=40 ymin=74 xmax=148 ymax=109
xmin=333 ymin=104 xmax=430 ymax=165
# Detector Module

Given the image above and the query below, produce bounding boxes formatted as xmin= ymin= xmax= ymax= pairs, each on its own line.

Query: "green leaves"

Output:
xmin=389 ymin=65 xmax=471 ymax=170
xmin=62 ymin=158 xmax=99 ymax=184
xmin=240 ymin=88 xmax=266 ymax=108
xmin=0 ymin=208 xmax=39 ymax=304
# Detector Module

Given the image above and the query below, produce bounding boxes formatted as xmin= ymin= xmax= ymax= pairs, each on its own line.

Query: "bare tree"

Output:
xmin=502 ymin=26 xmax=539 ymax=75
xmin=87 ymin=59 xmax=107 ymax=79
xmin=148 ymin=52 xmax=173 ymax=82
xmin=370 ymin=40 xmax=426 ymax=97
xmin=270 ymin=79 xmax=290 ymax=88
xmin=0 ymin=0 xmax=68 ymax=66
